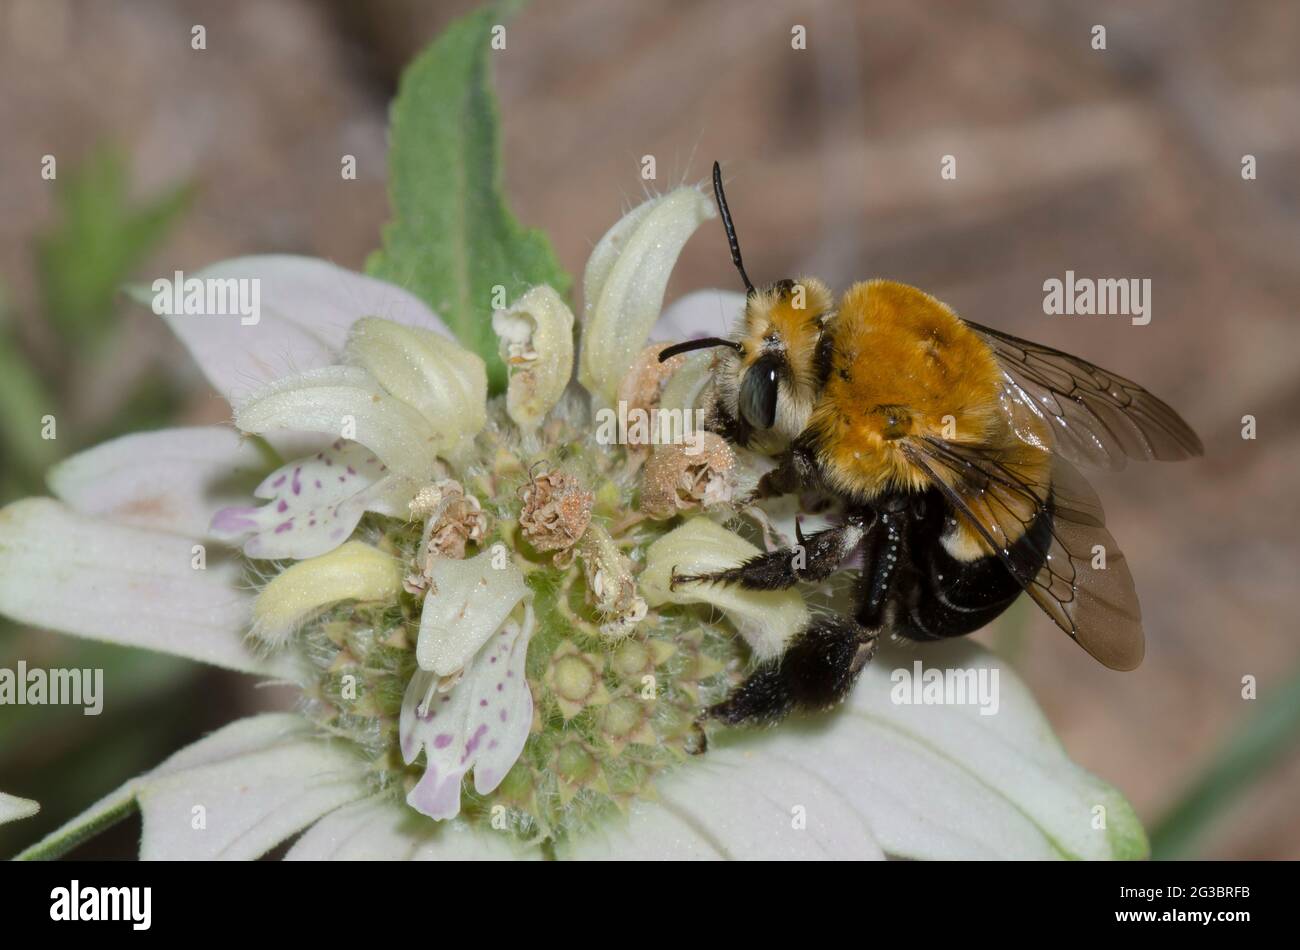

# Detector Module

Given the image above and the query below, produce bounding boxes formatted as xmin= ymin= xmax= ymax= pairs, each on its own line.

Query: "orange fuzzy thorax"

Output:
xmin=808 ymin=280 xmax=1045 ymax=509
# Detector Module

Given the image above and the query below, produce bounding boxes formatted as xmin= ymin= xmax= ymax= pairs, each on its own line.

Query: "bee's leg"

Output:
xmin=707 ymin=616 xmax=877 ymax=726
xmin=671 ymin=519 xmax=867 ymax=592
xmin=744 ymin=441 xmax=821 ymax=502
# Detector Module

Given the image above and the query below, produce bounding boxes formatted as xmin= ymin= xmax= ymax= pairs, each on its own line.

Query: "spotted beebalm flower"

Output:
xmin=0 ymin=197 xmax=1147 ymax=861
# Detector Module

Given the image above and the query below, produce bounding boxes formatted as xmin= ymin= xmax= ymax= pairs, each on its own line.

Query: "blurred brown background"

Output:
xmin=1 ymin=0 xmax=1297 ymax=858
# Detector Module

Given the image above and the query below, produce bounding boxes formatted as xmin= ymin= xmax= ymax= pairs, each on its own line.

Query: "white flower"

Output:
xmin=211 ymin=316 xmax=487 ymax=562
xmin=0 ymin=221 xmax=1146 ymax=860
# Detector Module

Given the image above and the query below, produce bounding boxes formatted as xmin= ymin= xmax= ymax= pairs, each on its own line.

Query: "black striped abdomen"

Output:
xmin=854 ymin=489 xmax=1052 ymax=641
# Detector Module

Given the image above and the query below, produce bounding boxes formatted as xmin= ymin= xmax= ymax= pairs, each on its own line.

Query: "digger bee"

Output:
xmin=659 ymin=162 xmax=1203 ymax=727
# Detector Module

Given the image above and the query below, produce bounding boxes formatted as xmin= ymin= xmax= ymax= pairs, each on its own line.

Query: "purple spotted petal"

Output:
xmin=468 ymin=613 xmax=534 ymax=794
xmin=399 ymin=669 xmax=474 ymax=820
xmin=210 ymin=440 xmax=409 ymax=560
xmin=400 ymin=604 xmax=536 ymax=821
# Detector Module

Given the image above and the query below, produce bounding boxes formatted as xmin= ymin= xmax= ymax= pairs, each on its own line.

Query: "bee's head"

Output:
xmin=657 ymin=163 xmax=833 ymax=450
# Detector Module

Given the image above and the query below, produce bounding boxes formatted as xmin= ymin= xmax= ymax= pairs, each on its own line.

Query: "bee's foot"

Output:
xmin=684 ymin=717 xmax=710 ymax=755
xmin=669 ymin=567 xmax=713 ymax=591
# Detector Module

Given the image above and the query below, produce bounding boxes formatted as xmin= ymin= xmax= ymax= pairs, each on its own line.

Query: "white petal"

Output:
xmin=581 ymin=196 xmax=658 ymax=323
xmin=284 ymin=796 xmax=535 ymax=860
xmin=579 ymin=187 xmax=716 ymax=406
xmin=17 ymin=715 xmax=306 ymax=859
xmin=137 ymin=732 xmax=370 ymax=861
xmin=848 ymin=640 xmax=1146 ymax=859
xmin=16 ymin=713 xmax=364 ymax=860
xmin=415 ymin=551 xmax=529 ymax=676
xmin=661 ymin=640 xmax=1145 ymax=861
xmin=129 ymin=256 xmax=451 ymax=405
xmin=0 ymin=793 xmax=39 ymax=826
xmin=651 ymin=288 xmax=747 ymax=342
xmin=558 ymin=748 xmax=884 ymax=860
xmin=211 ymin=440 xmax=409 ymax=560
xmin=234 ymin=365 xmax=441 ymax=479
xmin=0 ymin=498 xmax=296 ymax=679
xmin=48 ymin=426 xmax=269 ymax=540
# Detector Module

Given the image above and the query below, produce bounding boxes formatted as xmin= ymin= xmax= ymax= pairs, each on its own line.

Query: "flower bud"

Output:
xmin=578 ymin=525 xmax=647 ymax=640
xmin=579 ymin=186 xmax=715 ymax=406
xmin=493 ymin=285 xmax=575 ymax=431
xmin=640 ymin=517 xmax=808 ymax=660
xmin=253 ymin=541 xmax=402 ymax=646
xmin=235 ymin=365 xmax=439 ymax=479
xmin=345 ymin=317 xmax=487 ymax=456
xmin=544 ymin=640 xmax=611 ymax=720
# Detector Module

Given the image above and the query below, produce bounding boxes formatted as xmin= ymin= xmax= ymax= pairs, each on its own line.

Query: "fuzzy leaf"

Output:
xmin=0 ymin=793 xmax=39 ymax=827
xmin=367 ymin=4 xmax=570 ymax=394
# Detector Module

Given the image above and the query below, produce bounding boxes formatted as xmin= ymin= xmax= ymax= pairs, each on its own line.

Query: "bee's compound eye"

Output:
xmin=740 ymin=353 xmax=781 ymax=430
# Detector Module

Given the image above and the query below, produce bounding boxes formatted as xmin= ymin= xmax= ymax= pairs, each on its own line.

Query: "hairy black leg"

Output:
xmin=671 ymin=520 xmax=866 ymax=592
xmin=707 ymin=616 xmax=878 ymax=726
xmin=745 ymin=441 xmax=821 ymax=502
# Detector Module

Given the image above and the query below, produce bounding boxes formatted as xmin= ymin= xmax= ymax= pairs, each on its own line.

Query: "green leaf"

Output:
xmin=367 ymin=4 xmax=570 ymax=393
xmin=36 ymin=149 xmax=194 ymax=353
xmin=0 ymin=329 xmax=59 ymax=484
xmin=14 ymin=788 xmax=136 ymax=861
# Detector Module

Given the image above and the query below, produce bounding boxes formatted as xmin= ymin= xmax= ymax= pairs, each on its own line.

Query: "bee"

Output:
xmin=659 ymin=162 xmax=1203 ymax=727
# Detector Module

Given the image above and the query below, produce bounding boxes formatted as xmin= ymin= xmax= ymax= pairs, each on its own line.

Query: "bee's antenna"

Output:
xmin=658 ymin=336 xmax=742 ymax=362
xmin=713 ymin=161 xmax=756 ymax=296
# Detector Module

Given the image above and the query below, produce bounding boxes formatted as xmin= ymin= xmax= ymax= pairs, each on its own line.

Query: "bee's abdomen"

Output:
xmin=855 ymin=489 xmax=1052 ymax=640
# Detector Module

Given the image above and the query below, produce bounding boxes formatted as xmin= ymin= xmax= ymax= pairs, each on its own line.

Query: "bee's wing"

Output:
xmin=902 ymin=437 xmax=1145 ymax=670
xmin=963 ymin=320 xmax=1203 ymax=470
